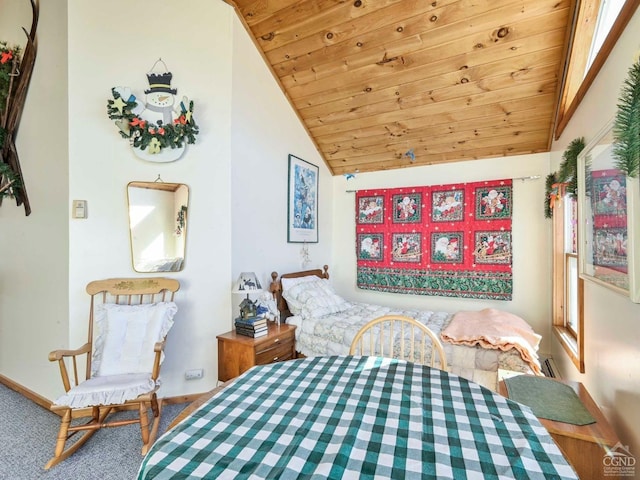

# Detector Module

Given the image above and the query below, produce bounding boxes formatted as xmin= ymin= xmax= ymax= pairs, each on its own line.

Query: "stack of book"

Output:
xmin=234 ymin=316 xmax=268 ymax=338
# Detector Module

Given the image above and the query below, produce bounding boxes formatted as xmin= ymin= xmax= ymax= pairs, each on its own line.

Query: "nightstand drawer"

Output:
xmin=255 ymin=332 xmax=294 ymax=355
xmin=217 ymin=323 xmax=297 ymax=382
xmin=255 ymin=341 xmax=294 ymax=365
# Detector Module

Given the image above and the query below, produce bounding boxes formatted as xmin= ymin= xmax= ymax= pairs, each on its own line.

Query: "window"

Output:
xmin=552 ymin=192 xmax=584 ymax=372
xmin=554 ymin=0 xmax=639 ymax=140
xmin=565 ymin=254 xmax=579 ymax=335
xmin=585 ymin=0 xmax=626 ymax=71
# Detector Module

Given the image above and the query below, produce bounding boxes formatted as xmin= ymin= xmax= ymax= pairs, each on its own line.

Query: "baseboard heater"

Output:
xmin=541 ymin=357 xmax=560 ymax=378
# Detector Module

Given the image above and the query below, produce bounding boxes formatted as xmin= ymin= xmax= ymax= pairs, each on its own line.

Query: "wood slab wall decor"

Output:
xmin=0 ymin=0 xmax=38 ymax=216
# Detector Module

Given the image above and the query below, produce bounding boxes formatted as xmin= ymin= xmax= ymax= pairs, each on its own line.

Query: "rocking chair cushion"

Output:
xmin=53 ymin=372 xmax=157 ymax=408
xmin=92 ymin=302 xmax=178 ymax=377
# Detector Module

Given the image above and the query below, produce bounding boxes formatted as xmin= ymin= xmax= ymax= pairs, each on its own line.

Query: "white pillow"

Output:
xmin=282 ymin=295 xmax=304 ymax=315
xmin=280 ymin=274 xmax=321 ymax=292
xmin=281 ymin=275 xmax=323 ymax=314
xmin=283 ymin=279 xmax=351 ymax=319
xmin=92 ymin=302 xmax=178 ymax=377
xmin=282 ymin=278 xmax=323 ymax=310
xmin=283 ymin=278 xmax=335 ymax=299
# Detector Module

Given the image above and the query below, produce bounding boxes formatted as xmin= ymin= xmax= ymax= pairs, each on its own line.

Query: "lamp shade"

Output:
xmin=232 ymin=272 xmax=263 ymax=294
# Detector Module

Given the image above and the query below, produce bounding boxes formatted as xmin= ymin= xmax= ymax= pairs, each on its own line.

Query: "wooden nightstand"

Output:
xmin=499 ymin=378 xmax=621 ymax=480
xmin=217 ymin=323 xmax=296 ymax=382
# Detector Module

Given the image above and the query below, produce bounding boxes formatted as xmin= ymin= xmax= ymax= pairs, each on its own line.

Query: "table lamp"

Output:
xmin=232 ymin=272 xmax=263 ymax=320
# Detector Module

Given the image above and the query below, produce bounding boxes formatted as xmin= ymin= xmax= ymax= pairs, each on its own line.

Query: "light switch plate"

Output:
xmin=72 ymin=200 xmax=87 ymax=219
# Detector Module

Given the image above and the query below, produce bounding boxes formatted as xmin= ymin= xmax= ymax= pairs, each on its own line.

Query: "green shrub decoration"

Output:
xmin=612 ymin=60 xmax=640 ymax=178
xmin=544 ymin=137 xmax=585 ymax=218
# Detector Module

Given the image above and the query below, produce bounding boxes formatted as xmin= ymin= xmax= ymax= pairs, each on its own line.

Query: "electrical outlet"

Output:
xmin=185 ymin=369 xmax=203 ymax=380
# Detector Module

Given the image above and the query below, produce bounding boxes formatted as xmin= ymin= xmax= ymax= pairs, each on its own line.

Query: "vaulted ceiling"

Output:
xmin=226 ymin=0 xmax=574 ymax=175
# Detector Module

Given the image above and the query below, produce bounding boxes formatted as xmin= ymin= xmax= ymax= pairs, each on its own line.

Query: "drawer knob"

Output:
xmin=274 ymin=338 xmax=280 ymax=343
xmin=273 ymin=356 xmax=279 ymax=361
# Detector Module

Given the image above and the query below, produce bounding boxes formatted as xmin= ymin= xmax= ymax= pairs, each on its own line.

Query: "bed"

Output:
xmin=269 ymin=267 xmax=543 ymax=392
xmin=137 ymin=355 xmax=577 ymax=479
xmin=135 ymin=257 xmax=184 ymax=273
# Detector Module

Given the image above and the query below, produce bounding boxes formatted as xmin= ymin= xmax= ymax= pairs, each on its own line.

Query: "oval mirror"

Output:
xmin=127 ymin=181 xmax=189 ymax=272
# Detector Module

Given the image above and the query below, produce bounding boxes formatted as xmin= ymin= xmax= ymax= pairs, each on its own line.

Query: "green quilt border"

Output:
xmin=357 ymin=267 xmax=513 ymax=300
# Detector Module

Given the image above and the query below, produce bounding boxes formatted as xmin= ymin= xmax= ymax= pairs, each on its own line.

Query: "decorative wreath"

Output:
xmin=612 ymin=60 xmax=640 ymax=178
xmin=106 ymin=88 xmax=199 ymax=154
xmin=1 ymin=41 xmax=21 ymax=148
xmin=1 ymin=41 xmax=23 ymax=198
xmin=0 ymin=41 xmax=20 ymax=115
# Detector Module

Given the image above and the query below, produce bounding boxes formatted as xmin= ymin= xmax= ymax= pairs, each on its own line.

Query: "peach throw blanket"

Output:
xmin=441 ymin=308 xmax=542 ymax=375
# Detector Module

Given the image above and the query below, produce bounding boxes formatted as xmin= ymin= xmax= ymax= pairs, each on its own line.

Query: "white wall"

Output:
xmin=331 ymin=154 xmax=554 ymax=354
xmin=550 ymin=8 xmax=640 ymax=463
xmin=65 ymin=0 xmax=234 ymax=398
xmin=0 ymin=0 xmax=235 ymax=399
xmin=0 ymin=0 xmax=331 ymax=401
xmin=0 ymin=0 xmax=70 ymax=395
xmin=230 ymin=14 xmax=332 ymax=324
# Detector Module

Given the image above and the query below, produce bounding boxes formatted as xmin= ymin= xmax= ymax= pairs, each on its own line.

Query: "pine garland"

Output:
xmin=1 ymin=41 xmax=21 ymax=116
xmin=558 ymin=137 xmax=585 ymax=196
xmin=544 ymin=137 xmax=584 ymax=218
xmin=612 ymin=60 xmax=640 ymax=178
xmin=544 ymin=173 xmax=557 ymax=219
xmin=107 ymin=88 xmax=199 ymax=154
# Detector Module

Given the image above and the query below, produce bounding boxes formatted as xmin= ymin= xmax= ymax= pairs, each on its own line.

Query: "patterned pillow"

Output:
xmin=300 ymin=297 xmax=351 ymax=320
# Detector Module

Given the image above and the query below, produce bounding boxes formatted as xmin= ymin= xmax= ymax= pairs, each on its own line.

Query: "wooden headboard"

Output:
xmin=270 ymin=265 xmax=329 ymax=320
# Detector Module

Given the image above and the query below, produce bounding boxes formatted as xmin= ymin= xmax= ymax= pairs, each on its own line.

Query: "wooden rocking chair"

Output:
xmin=45 ymin=277 xmax=180 ymax=469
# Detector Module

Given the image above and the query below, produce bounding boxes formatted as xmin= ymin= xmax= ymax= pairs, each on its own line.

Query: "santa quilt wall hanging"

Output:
xmin=356 ymin=179 xmax=513 ymax=300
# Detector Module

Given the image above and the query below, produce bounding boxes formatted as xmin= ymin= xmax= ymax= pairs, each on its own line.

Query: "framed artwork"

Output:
xmin=577 ymin=118 xmax=640 ymax=303
xmin=287 ymin=154 xmax=319 ymax=243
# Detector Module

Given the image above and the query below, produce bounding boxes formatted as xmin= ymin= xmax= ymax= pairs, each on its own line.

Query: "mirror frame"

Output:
xmin=127 ymin=181 xmax=189 ymax=273
xmin=577 ymin=118 xmax=640 ymax=302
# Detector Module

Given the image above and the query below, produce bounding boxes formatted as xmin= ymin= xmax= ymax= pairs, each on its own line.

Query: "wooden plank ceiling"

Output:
xmin=228 ymin=0 xmax=574 ymax=175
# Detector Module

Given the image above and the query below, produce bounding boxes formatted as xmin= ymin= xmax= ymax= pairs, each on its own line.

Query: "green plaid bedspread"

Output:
xmin=137 ymin=356 xmax=577 ymax=479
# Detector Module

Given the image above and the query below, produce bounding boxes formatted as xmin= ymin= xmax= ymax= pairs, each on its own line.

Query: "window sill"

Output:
xmin=553 ymin=326 xmax=584 ymax=373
